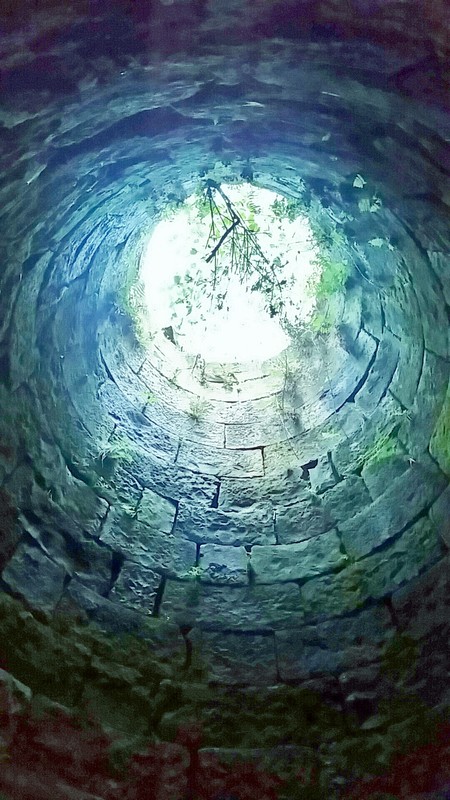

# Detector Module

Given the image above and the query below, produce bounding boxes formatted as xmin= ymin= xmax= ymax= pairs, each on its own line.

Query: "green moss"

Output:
xmin=430 ymin=390 xmax=450 ymax=476
xmin=308 ymin=256 xmax=349 ymax=301
xmin=359 ymin=431 xmax=402 ymax=470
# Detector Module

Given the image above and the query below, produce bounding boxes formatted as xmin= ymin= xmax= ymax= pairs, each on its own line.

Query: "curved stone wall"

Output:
xmin=0 ymin=2 xmax=449 ymax=798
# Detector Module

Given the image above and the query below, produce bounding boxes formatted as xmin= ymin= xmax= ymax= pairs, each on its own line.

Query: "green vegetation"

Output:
xmin=357 ymin=430 xmax=403 ymax=471
xmin=308 ymin=256 xmax=349 ymax=300
xmin=143 ymin=391 xmax=158 ymax=406
xmin=96 ymin=435 xmax=134 ymax=475
xmin=271 ymin=195 xmax=306 ymax=222
xmin=187 ymin=397 xmax=210 ymax=422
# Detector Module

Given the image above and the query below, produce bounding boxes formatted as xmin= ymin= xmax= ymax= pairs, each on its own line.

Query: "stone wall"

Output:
xmin=0 ymin=1 xmax=449 ymax=798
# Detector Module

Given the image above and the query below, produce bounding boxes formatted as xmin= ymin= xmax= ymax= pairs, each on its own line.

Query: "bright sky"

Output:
xmin=140 ymin=184 xmax=319 ymax=362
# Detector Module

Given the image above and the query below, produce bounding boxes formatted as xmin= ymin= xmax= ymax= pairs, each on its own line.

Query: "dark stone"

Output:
xmin=175 ymin=499 xmax=275 ymax=546
xmin=159 ymin=580 xmax=303 ymax=630
xmin=321 ymin=475 xmax=371 ymax=523
xmin=2 ymin=541 xmax=67 ymax=612
xmin=339 ymin=462 xmax=446 ymax=558
xmin=250 ymin=529 xmax=345 ymax=584
xmin=275 ymin=497 xmax=335 ymax=544
xmin=100 ymin=508 xmax=196 ymax=577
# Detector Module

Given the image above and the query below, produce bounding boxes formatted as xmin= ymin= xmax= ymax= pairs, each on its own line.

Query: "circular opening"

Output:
xmin=139 ymin=183 xmax=323 ymax=362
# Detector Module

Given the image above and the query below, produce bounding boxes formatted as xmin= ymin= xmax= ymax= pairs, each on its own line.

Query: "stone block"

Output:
xmin=429 ymin=251 xmax=450 ymax=306
xmin=429 ymin=381 xmax=450 ymax=477
xmin=134 ymin=454 xmax=218 ymax=505
xmin=339 ymin=282 xmax=362 ymax=345
xmin=321 ymin=474 xmax=371 ymax=522
xmin=309 ymin=454 xmax=338 ymax=494
xmin=59 ymin=580 xmax=185 ymax=659
xmin=198 ymin=544 xmax=249 ymax=585
xmin=302 ymin=517 xmax=443 ymax=622
xmin=328 ymin=329 xmax=377 ymax=411
xmin=201 ymin=631 xmax=277 ymax=684
xmin=276 ymin=606 xmax=392 ymax=680
xmin=250 ymin=529 xmax=344 ymax=584
xmin=399 ymin=350 xmax=449 ymax=458
xmin=109 ymin=560 xmax=161 ymax=614
xmin=2 ymin=541 xmax=67 ymax=612
xmin=354 ymin=330 xmax=400 ymax=415
xmin=429 ymin=486 xmax=450 ymax=547
xmin=361 ymin=450 xmax=409 ymax=500
xmin=389 ymin=337 xmax=423 ymax=409
xmin=276 ymin=635 xmax=378 ymax=681
xmin=391 ymin=555 xmax=450 ymax=638
xmin=197 ymin=745 xmax=315 ymax=797
xmin=361 ymin=289 xmax=383 ymax=339
xmin=136 ymin=488 xmax=177 ymax=533
xmin=0 ymin=487 xmax=20 ymax=572
xmin=332 ymin=393 xmax=403 ymax=477
xmin=275 ymin=498 xmax=335 ymax=544
xmin=225 ymin=417 xmax=287 ymax=448
xmin=19 ymin=514 xmax=113 ymax=594
xmin=176 ymin=440 xmax=264 ymax=478
xmin=159 ymin=579 xmax=303 ymax=630
xmin=100 ymin=508 xmax=196 ymax=577
xmin=98 ymin=380 xmax=179 ymax=460
xmin=175 ymin=500 xmax=275 ymax=546
xmin=218 ymin=470 xmax=312 ymax=511
xmin=339 ymin=462 xmax=446 ymax=558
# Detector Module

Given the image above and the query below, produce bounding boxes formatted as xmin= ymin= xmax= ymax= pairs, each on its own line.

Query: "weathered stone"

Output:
xmin=354 ymin=330 xmax=400 ymax=415
xmin=109 ymin=559 xmax=161 ymax=614
xmin=200 ymin=630 xmax=277 ymax=684
xmin=389 ymin=337 xmax=424 ymax=409
xmin=360 ymin=289 xmax=383 ymax=339
xmin=399 ymin=350 xmax=449 ymax=458
xmin=339 ymin=282 xmax=362 ymax=345
xmin=429 ymin=486 xmax=450 ymax=547
xmin=159 ymin=579 xmax=303 ymax=630
xmin=198 ymin=544 xmax=249 ymax=585
xmin=429 ymin=381 xmax=450 ymax=477
xmin=100 ymin=508 xmax=196 ymax=577
xmin=321 ymin=475 xmax=371 ymax=522
xmin=332 ymin=393 xmax=404 ymax=477
xmin=339 ymin=462 xmax=446 ymax=558
xmin=275 ymin=497 xmax=335 ymax=544
xmin=175 ymin=499 xmax=275 ymax=546
xmin=2 ymin=541 xmax=67 ymax=612
xmin=197 ymin=745 xmax=315 ymax=796
xmin=250 ymin=529 xmax=344 ymax=584
xmin=276 ymin=605 xmax=393 ymax=680
xmin=361 ymin=449 xmax=409 ymax=500
xmin=391 ymin=555 xmax=450 ymax=638
xmin=19 ymin=514 xmax=113 ymax=594
xmin=325 ymin=329 xmax=378 ymax=412
xmin=98 ymin=380 xmax=179 ymax=460
xmin=224 ymin=417 xmax=287 ymax=448
xmin=302 ymin=517 xmax=443 ymax=621
xmin=0 ymin=487 xmax=20 ymax=571
xmin=136 ymin=488 xmax=177 ymax=533
xmin=128 ymin=453 xmax=218 ymax=505
xmin=177 ymin=440 xmax=264 ymax=478
xmin=58 ymin=579 xmax=185 ymax=658
xmin=309 ymin=453 xmax=338 ymax=494
xmin=429 ymin=251 xmax=450 ymax=306
xmin=218 ymin=469 xmax=312 ymax=510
